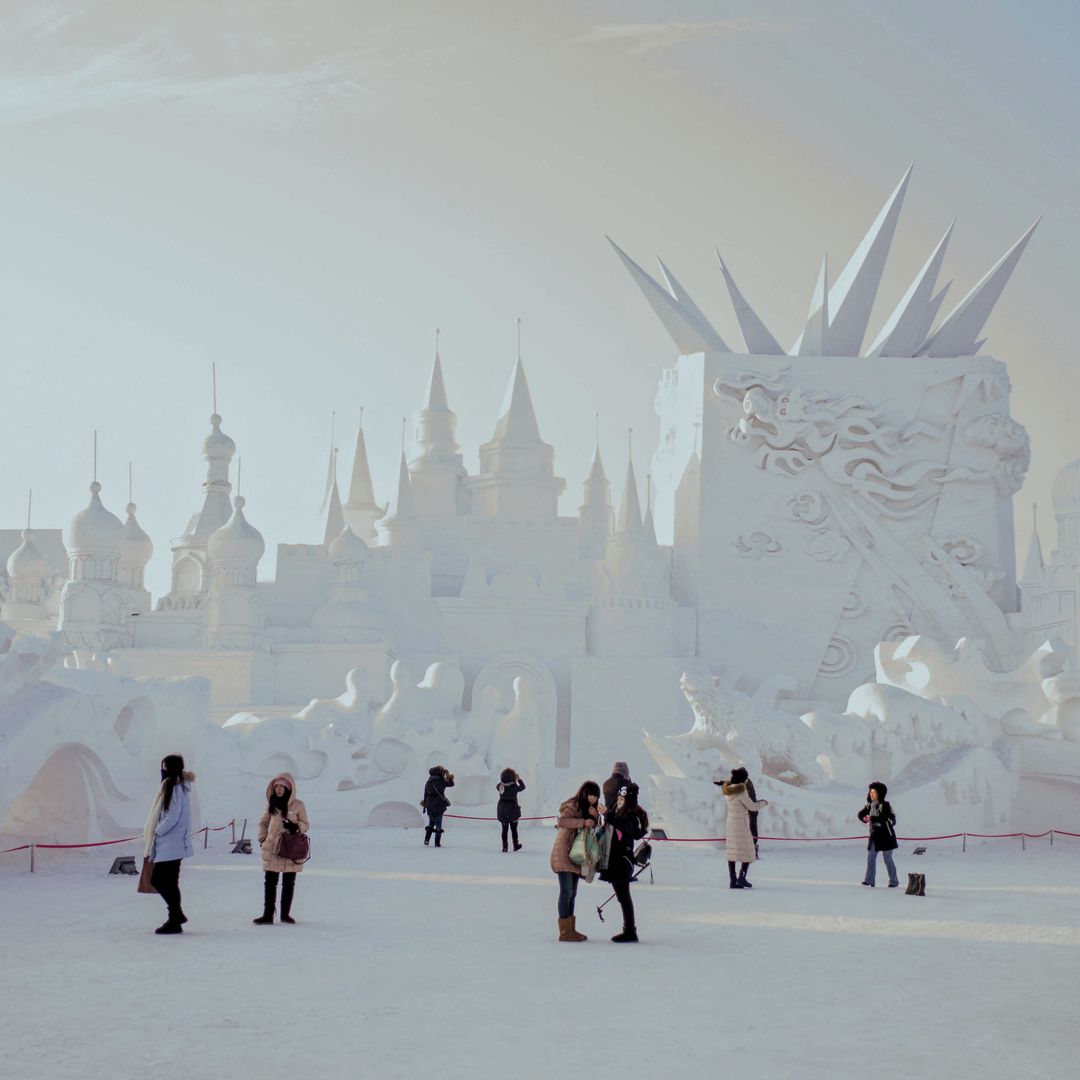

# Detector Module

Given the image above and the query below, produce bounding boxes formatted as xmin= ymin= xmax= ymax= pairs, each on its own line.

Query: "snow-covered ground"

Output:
xmin=3 ymin=824 xmax=1079 ymax=1080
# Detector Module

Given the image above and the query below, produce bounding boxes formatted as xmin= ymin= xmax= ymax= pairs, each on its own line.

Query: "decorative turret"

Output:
xmin=118 ymin=498 xmax=154 ymax=614
xmin=204 ymin=495 xmax=265 ymax=649
xmin=408 ymin=334 xmax=468 ymax=516
xmin=322 ymin=450 xmax=346 ymax=547
xmin=376 ymin=451 xmax=418 ymax=547
xmin=342 ymin=418 xmax=385 ymax=540
xmin=313 ymin=526 xmax=384 ymax=642
xmin=6 ymin=529 xmax=45 ymax=607
xmin=469 ymin=328 xmax=565 ymax=522
xmin=601 ymin=448 xmax=668 ymax=603
xmin=579 ymin=439 xmax=613 ymax=559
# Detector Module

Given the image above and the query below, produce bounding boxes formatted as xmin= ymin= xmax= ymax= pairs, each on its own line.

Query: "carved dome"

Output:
xmin=7 ymin=529 xmax=45 ymax=579
xmin=120 ymin=503 xmax=154 ymax=567
xmin=66 ymin=483 xmax=124 ymax=555
xmin=207 ymin=496 xmax=265 ymax=566
xmin=202 ymin=414 xmax=236 ymax=462
xmin=1052 ymin=456 xmax=1080 ymax=516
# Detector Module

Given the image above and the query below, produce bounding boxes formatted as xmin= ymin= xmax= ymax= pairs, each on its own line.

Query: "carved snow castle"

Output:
xmin=4 ymin=168 xmax=1080 ymax=839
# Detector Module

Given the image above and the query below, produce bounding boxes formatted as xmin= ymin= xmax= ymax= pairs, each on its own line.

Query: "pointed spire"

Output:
xmin=919 ymin=218 xmax=1040 ymax=356
xmin=715 ymin=250 xmax=784 ymax=354
xmin=490 ymin=355 xmax=542 ymax=443
xmin=585 ymin=441 xmax=608 ymax=488
xmin=866 ymin=221 xmax=954 ymax=357
xmin=345 ymin=419 xmax=377 ymax=512
xmin=797 ymin=255 xmax=830 ymax=356
xmin=323 ymin=452 xmax=345 ymax=546
xmin=656 ymin=257 xmax=728 ymax=349
xmin=607 ymin=236 xmax=729 ymax=353
xmin=425 ymin=330 xmax=449 ymax=412
xmin=1020 ymin=502 xmax=1044 ymax=586
xmin=319 ymin=412 xmax=337 ymax=514
xmin=385 ymin=451 xmax=415 ymax=522
xmin=616 ymin=432 xmax=643 ymax=535
xmin=826 ymin=164 xmax=913 ymax=355
xmin=643 ymin=473 xmax=657 ymax=545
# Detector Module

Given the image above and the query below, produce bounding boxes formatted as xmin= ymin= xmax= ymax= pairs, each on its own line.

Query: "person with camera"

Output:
xmin=857 ymin=781 xmax=899 ymax=887
xmin=422 ymin=765 xmax=455 ymax=847
xmin=496 ymin=767 xmax=526 ymax=852
xmin=550 ymin=780 xmax=601 ymax=941
xmin=253 ymin=772 xmax=310 ymax=925
xmin=721 ymin=767 xmax=768 ymax=889
xmin=599 ymin=782 xmax=649 ymax=943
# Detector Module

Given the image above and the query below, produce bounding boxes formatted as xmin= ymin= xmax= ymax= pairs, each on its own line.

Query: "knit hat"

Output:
xmin=611 ymin=761 xmax=630 ymax=778
xmin=730 ymin=766 xmax=749 ymax=784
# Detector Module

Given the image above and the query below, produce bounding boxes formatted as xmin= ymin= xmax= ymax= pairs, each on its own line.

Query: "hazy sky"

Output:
xmin=4 ymin=0 xmax=1078 ymax=597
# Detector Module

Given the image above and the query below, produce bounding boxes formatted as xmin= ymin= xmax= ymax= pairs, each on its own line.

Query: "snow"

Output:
xmin=3 ymin=824 xmax=1079 ymax=1079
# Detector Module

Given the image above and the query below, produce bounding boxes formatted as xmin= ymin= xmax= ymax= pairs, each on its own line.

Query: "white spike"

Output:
xmin=715 ymin=250 xmax=784 ymax=355
xmin=798 ymin=255 xmax=830 ymax=357
xmin=919 ymin=219 xmax=1040 ymax=357
xmin=656 ymin=257 xmax=726 ymax=347
xmin=866 ymin=221 xmax=954 ymax=357
xmin=608 ymin=237 xmax=729 ymax=353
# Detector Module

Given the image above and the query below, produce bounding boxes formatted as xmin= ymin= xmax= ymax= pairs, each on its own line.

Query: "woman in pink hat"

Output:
xmin=253 ymin=773 xmax=310 ymax=925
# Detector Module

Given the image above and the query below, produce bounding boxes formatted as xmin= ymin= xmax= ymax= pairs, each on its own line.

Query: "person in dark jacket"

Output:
xmin=857 ymin=781 xmax=899 ymax=887
xmin=496 ymin=767 xmax=526 ymax=852
xmin=422 ymin=766 xmax=454 ymax=847
xmin=599 ymin=782 xmax=649 ymax=943
xmin=602 ymin=761 xmax=631 ymax=813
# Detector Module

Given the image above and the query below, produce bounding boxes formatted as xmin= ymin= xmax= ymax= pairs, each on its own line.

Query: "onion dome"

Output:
xmin=328 ymin=525 xmax=368 ymax=563
xmin=202 ymin=414 xmax=236 ymax=463
xmin=1051 ymin=456 xmax=1080 ymax=516
xmin=207 ymin=496 xmax=265 ymax=566
xmin=66 ymin=482 xmax=124 ymax=555
xmin=121 ymin=503 xmax=154 ymax=567
xmin=7 ymin=528 xmax=45 ymax=579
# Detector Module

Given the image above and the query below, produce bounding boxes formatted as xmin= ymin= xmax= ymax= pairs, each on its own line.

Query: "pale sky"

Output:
xmin=3 ymin=0 xmax=1077 ymax=597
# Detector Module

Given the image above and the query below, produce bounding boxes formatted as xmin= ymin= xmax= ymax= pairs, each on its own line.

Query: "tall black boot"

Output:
xmin=280 ymin=873 xmax=296 ymax=923
xmin=253 ymin=871 xmax=278 ymax=924
xmin=511 ymin=822 xmax=522 ymax=852
xmin=728 ymin=861 xmax=743 ymax=889
xmin=501 ymin=823 xmax=509 ymax=853
xmin=738 ymin=862 xmax=753 ymax=889
xmin=434 ymin=829 xmax=443 ymax=847
xmin=424 ymin=826 xmax=433 ymax=846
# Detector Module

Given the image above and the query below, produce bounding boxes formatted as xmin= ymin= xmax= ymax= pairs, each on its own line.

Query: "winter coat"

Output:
xmin=496 ymin=778 xmax=526 ymax=823
xmin=258 ymin=773 xmax=311 ymax=874
xmin=723 ymin=782 xmax=767 ymax=863
xmin=423 ymin=769 xmax=454 ymax=816
xmin=600 ymin=802 xmax=647 ymax=884
xmin=550 ymin=798 xmax=599 ymax=876
xmin=858 ymin=800 xmax=898 ymax=851
xmin=151 ymin=776 xmax=194 ymax=862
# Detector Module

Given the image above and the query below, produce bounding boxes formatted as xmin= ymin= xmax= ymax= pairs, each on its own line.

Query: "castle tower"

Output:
xmin=376 ymin=451 xmax=419 ymax=548
xmin=2 ymin=528 xmax=47 ymax=631
xmin=342 ymin=421 xmax=384 ymax=541
xmin=578 ymin=442 xmax=613 ymax=559
xmin=312 ymin=526 xmax=384 ymax=642
xmin=118 ymin=500 xmax=154 ymax=615
xmin=204 ymin=495 xmax=265 ymax=649
xmin=469 ymin=352 xmax=565 ymax=522
xmin=408 ymin=340 xmax=468 ymax=517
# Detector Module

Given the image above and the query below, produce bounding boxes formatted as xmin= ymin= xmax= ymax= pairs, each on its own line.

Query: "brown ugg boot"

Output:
xmin=558 ymin=916 xmax=587 ymax=942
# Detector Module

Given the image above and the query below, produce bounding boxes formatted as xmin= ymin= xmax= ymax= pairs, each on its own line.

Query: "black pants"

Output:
xmin=612 ymin=879 xmax=635 ymax=930
xmin=150 ymin=859 xmax=183 ymax=920
xmin=500 ymin=821 xmax=519 ymax=846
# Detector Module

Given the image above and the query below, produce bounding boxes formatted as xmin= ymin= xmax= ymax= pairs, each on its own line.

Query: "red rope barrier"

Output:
xmin=1 ymin=844 xmax=31 ymax=854
xmin=11 ymin=821 xmax=238 ymax=851
xmin=444 ymin=813 xmax=557 ymax=821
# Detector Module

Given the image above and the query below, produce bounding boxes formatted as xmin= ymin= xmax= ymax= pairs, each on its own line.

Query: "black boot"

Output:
xmin=611 ymin=926 xmax=638 ymax=943
xmin=434 ymin=829 xmax=443 ymax=848
xmin=253 ymin=871 xmax=278 ymax=924
xmin=502 ymin=825 xmax=508 ymax=853
xmin=511 ymin=823 xmax=522 ymax=851
xmin=280 ymin=873 xmax=296 ymax=924
xmin=738 ymin=863 xmax=753 ymax=889
xmin=424 ymin=826 xmax=433 ymax=846
xmin=728 ymin=861 xmax=743 ymax=889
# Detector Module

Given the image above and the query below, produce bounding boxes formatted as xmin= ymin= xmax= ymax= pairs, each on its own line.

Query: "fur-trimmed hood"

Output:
xmin=266 ymin=772 xmax=297 ymax=801
xmin=722 ymin=782 xmax=747 ymax=797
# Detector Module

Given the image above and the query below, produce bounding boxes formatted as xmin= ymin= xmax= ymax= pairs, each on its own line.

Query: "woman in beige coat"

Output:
xmin=549 ymin=780 xmax=600 ymax=942
xmin=722 ymin=767 xmax=768 ymax=889
xmin=253 ymin=772 xmax=310 ymax=925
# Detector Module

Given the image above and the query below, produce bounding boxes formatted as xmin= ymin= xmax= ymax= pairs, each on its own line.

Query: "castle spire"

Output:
xmin=343 ymin=412 xmax=384 ymax=540
xmin=490 ymin=353 xmax=542 ymax=443
xmin=1019 ymin=502 xmax=1045 ymax=586
xmin=323 ymin=449 xmax=345 ymax=546
xmin=616 ymin=432 xmax=643 ymax=536
xmin=579 ymin=425 xmax=613 ymax=558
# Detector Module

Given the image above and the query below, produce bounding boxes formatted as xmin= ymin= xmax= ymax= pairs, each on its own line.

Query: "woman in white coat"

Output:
xmin=720 ymin=767 xmax=768 ymax=889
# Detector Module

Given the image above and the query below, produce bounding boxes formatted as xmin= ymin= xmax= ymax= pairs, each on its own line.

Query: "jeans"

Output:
xmin=501 ymin=821 xmax=519 ymax=847
xmin=150 ymin=859 xmax=183 ymax=920
xmin=428 ymin=811 xmax=444 ymax=832
xmin=557 ymin=871 xmax=579 ymax=918
xmin=864 ymin=843 xmax=898 ymax=886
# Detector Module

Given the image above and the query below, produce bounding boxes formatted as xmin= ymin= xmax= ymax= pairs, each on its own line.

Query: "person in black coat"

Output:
xmin=496 ymin=767 xmax=526 ymax=852
xmin=422 ymin=766 xmax=455 ymax=847
xmin=857 ymin=780 xmax=899 ymax=887
xmin=602 ymin=760 xmax=631 ymax=813
xmin=599 ymin=782 xmax=649 ymax=943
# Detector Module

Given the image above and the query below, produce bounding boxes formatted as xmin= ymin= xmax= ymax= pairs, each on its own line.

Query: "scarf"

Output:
xmin=143 ymin=782 xmax=166 ymax=858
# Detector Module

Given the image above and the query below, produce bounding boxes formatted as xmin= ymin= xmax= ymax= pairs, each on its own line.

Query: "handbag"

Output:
xmin=137 ymin=857 xmax=157 ymax=894
xmin=278 ymin=829 xmax=311 ymax=864
xmin=569 ymin=828 xmax=587 ymax=866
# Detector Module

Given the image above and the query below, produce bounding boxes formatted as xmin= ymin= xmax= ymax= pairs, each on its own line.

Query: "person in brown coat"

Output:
xmin=549 ymin=780 xmax=600 ymax=942
xmin=253 ymin=772 xmax=310 ymax=925
xmin=721 ymin=767 xmax=768 ymax=889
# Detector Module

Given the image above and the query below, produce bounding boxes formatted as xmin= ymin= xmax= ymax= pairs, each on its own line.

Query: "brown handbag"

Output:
xmin=137 ymin=856 xmax=158 ymax=894
xmin=278 ymin=830 xmax=310 ymax=864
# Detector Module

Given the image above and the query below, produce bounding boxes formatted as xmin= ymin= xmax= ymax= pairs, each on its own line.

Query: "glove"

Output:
xmin=283 ymin=819 xmax=300 ymax=834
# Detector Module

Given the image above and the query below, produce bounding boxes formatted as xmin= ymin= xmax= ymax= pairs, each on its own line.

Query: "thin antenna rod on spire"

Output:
xmin=627 ymin=427 xmax=633 ymax=458
xmin=237 ymin=457 xmax=242 ymax=498
xmin=401 ymin=417 xmax=407 ymax=454
xmin=435 ymin=327 xmax=440 ymax=357
xmin=93 ymin=431 xmax=98 ymax=483
xmin=1033 ymin=502 xmax=1038 ymax=534
xmin=517 ymin=317 xmax=522 ymax=360
xmin=359 ymin=405 xmax=365 ymax=429
xmin=27 ymin=489 xmax=32 ymax=531
xmin=212 ymin=363 xmax=218 ymax=415
xmin=595 ymin=411 xmax=600 ymax=445
xmin=330 ymin=410 xmax=336 ymax=450
xmin=128 ymin=462 xmax=133 ymax=505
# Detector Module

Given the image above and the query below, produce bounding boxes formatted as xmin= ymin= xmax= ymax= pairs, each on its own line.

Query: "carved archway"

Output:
xmin=472 ymin=653 xmax=559 ymax=768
